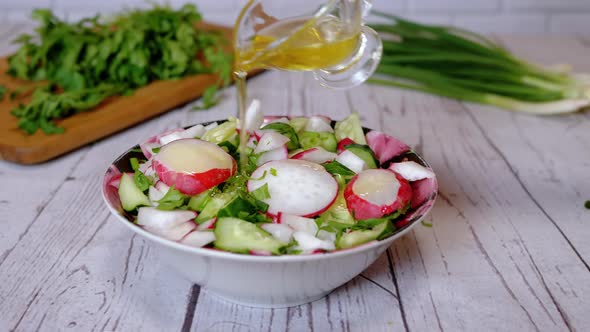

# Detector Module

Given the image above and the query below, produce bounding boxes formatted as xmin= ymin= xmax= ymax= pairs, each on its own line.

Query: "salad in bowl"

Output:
xmin=103 ymin=105 xmax=437 ymax=257
xmin=102 ymin=103 xmax=437 ymax=307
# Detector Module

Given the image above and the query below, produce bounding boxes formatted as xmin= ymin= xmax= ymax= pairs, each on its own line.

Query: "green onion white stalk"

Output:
xmin=368 ymin=11 xmax=590 ymax=115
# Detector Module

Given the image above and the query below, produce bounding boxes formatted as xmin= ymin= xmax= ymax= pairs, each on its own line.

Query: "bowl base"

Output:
xmin=205 ymin=288 xmax=331 ymax=308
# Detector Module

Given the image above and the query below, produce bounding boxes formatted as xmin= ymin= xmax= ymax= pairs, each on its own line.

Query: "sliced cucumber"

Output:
xmin=299 ymin=131 xmax=337 ymax=152
xmin=195 ymin=192 xmax=236 ymax=223
xmin=345 ymin=144 xmax=379 ymax=169
xmin=317 ymin=189 xmax=354 ymax=226
xmin=187 ymin=188 xmax=213 ymax=212
xmin=201 ymin=118 xmax=238 ymax=144
xmin=118 ymin=173 xmax=151 ymax=211
xmin=214 ymin=217 xmax=283 ymax=254
xmin=336 ymin=220 xmax=393 ymax=249
xmin=334 ymin=113 xmax=367 ymax=144
xmin=261 ymin=122 xmax=300 ymax=150
xmin=289 ymin=117 xmax=309 ymax=133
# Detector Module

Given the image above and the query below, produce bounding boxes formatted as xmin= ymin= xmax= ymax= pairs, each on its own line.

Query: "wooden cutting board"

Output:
xmin=0 ymin=22 xmax=258 ymax=165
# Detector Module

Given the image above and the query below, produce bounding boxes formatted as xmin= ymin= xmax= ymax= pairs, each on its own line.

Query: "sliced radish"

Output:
xmin=260 ymin=223 xmax=294 ymax=244
xmin=264 ymin=116 xmax=289 ymax=125
xmin=181 ymin=231 xmax=215 ymax=248
xmin=196 ymin=218 xmax=217 ymax=231
xmin=139 ymin=159 xmax=155 ymax=177
xmin=293 ymin=231 xmax=335 ymax=252
xmin=137 ymin=207 xmax=197 ymax=240
xmin=155 ymin=181 xmax=170 ymax=193
xmin=247 ymin=159 xmax=338 ymax=216
xmin=291 ymin=147 xmax=337 ymax=164
xmin=244 ymin=99 xmax=263 ymax=132
xmin=336 ymin=150 xmax=368 ymax=173
xmin=103 ymin=165 xmax=123 ymax=211
xmin=257 ymin=145 xmax=288 ymax=166
xmin=316 ymin=115 xmax=332 ymax=124
xmin=305 ymin=116 xmax=334 ymax=133
xmin=366 ymin=131 xmax=410 ymax=164
xmin=254 ymin=132 xmax=290 ymax=154
xmin=148 ymin=185 xmax=167 ymax=203
xmin=159 ymin=124 xmax=206 ymax=145
xmin=337 ymin=137 xmax=356 ymax=153
xmin=140 ymin=142 xmax=160 ymax=159
xmin=410 ymin=177 xmax=438 ymax=209
xmin=108 ymin=174 xmax=122 ymax=189
xmin=281 ymin=214 xmax=318 ymax=236
xmin=153 ymin=139 xmax=236 ymax=195
xmin=250 ymin=250 xmax=273 ymax=256
xmin=389 ymin=161 xmax=435 ymax=181
xmin=344 ymin=169 xmax=412 ymax=220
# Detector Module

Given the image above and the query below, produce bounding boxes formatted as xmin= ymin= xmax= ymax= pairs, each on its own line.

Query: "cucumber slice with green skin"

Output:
xmin=299 ymin=131 xmax=338 ymax=152
xmin=289 ymin=117 xmax=308 ymax=133
xmin=336 ymin=220 xmax=393 ymax=249
xmin=345 ymin=144 xmax=379 ymax=169
xmin=261 ymin=122 xmax=300 ymax=150
xmin=334 ymin=113 xmax=367 ymax=144
xmin=119 ymin=173 xmax=151 ymax=211
xmin=195 ymin=192 xmax=236 ymax=223
xmin=187 ymin=188 xmax=213 ymax=212
xmin=214 ymin=217 xmax=284 ymax=254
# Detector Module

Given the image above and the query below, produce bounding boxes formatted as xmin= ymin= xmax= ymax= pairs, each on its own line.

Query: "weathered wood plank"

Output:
xmin=346 ymin=83 xmax=590 ymax=331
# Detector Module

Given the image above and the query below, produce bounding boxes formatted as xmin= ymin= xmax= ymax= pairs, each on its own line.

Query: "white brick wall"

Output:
xmin=0 ymin=0 xmax=589 ymax=34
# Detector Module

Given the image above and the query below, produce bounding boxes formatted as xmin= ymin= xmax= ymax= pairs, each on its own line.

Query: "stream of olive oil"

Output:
xmin=233 ymin=9 xmax=359 ymax=169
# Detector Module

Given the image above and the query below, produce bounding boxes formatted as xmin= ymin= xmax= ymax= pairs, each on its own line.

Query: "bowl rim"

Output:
xmin=101 ymin=119 xmax=437 ymax=262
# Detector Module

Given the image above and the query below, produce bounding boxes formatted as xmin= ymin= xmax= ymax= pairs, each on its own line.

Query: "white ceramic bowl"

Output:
xmin=102 ymin=121 xmax=437 ymax=308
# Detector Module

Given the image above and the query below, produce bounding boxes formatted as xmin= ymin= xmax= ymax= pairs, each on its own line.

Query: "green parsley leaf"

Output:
xmin=270 ymin=168 xmax=278 ymax=176
xmin=0 ymin=85 xmax=6 ymax=100
xmin=134 ymin=170 xmax=152 ymax=192
xmin=421 ymin=220 xmax=433 ymax=227
xmin=130 ymin=157 xmax=140 ymax=171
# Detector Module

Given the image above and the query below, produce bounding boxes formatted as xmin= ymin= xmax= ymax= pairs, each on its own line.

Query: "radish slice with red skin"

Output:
xmin=410 ymin=177 xmax=438 ymax=209
xmin=264 ymin=117 xmax=289 ymax=125
xmin=256 ymin=145 xmax=288 ymax=165
xmin=248 ymin=159 xmax=338 ymax=217
xmin=261 ymin=223 xmax=293 ymax=244
xmin=108 ymin=174 xmax=122 ymax=188
xmin=344 ymin=169 xmax=412 ymax=220
xmin=292 ymin=231 xmax=335 ymax=252
xmin=281 ymin=214 xmax=318 ymax=236
xmin=366 ymin=131 xmax=410 ymax=164
xmin=305 ymin=116 xmax=334 ymax=133
xmin=316 ymin=115 xmax=332 ymax=124
xmin=250 ymin=250 xmax=273 ymax=256
xmin=291 ymin=147 xmax=337 ymax=164
xmin=389 ymin=161 xmax=435 ymax=181
xmin=181 ymin=231 xmax=215 ymax=248
xmin=337 ymin=137 xmax=356 ymax=153
xmin=196 ymin=218 xmax=217 ymax=231
xmin=254 ymin=132 xmax=290 ymax=154
xmin=153 ymin=139 xmax=236 ymax=195
xmin=336 ymin=150 xmax=368 ymax=173
xmin=244 ymin=99 xmax=263 ymax=132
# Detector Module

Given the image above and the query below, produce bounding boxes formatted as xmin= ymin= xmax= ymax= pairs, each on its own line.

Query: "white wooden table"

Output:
xmin=1 ymin=22 xmax=589 ymax=331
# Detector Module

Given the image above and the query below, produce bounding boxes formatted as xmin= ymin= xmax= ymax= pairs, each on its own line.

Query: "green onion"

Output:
xmin=369 ymin=12 xmax=590 ymax=115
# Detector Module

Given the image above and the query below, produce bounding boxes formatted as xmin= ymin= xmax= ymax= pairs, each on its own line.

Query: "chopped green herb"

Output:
xmin=323 ymin=161 xmax=355 ymax=177
xmin=217 ymin=194 xmax=270 ymax=223
xmin=7 ymin=5 xmax=232 ymax=134
xmin=133 ymin=170 xmax=152 ymax=192
xmin=270 ymin=168 xmax=278 ymax=176
xmin=421 ymin=220 xmax=433 ymax=227
xmin=156 ymin=186 xmax=188 ymax=210
xmin=251 ymin=183 xmax=271 ymax=201
xmin=0 ymin=85 xmax=6 ymax=100
xmin=152 ymin=147 xmax=161 ymax=154
xmin=249 ymin=170 xmax=267 ymax=181
xmin=261 ymin=122 xmax=300 ymax=150
xmin=129 ymin=157 xmax=140 ymax=171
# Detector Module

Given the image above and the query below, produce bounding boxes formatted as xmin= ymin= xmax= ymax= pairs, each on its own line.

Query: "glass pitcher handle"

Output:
xmin=313 ymin=25 xmax=382 ymax=89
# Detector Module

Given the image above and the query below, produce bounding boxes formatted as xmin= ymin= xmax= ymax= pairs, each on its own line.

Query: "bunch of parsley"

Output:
xmin=8 ymin=4 xmax=232 ymax=135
